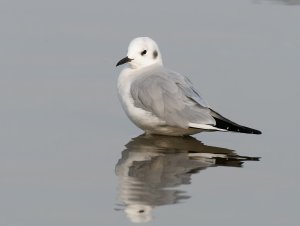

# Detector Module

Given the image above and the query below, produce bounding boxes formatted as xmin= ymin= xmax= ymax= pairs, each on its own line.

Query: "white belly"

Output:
xmin=118 ymin=76 xmax=163 ymax=130
xmin=117 ymin=69 xmax=204 ymax=136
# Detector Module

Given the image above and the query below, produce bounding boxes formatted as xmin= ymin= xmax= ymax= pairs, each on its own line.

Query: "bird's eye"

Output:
xmin=141 ymin=50 xmax=147 ymax=56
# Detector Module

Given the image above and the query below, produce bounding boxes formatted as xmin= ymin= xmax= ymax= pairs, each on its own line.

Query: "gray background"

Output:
xmin=1 ymin=0 xmax=299 ymax=225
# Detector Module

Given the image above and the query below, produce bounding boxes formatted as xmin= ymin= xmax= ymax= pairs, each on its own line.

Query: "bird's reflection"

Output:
xmin=115 ymin=135 xmax=259 ymax=223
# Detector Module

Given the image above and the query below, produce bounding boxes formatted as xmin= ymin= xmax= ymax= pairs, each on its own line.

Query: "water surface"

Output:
xmin=0 ymin=0 xmax=299 ymax=225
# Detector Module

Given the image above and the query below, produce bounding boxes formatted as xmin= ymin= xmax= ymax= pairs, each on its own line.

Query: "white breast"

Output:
xmin=117 ymin=68 xmax=163 ymax=131
xmin=117 ymin=68 xmax=206 ymax=136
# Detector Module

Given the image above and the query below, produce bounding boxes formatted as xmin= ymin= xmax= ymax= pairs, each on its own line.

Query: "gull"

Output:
xmin=116 ymin=37 xmax=262 ymax=136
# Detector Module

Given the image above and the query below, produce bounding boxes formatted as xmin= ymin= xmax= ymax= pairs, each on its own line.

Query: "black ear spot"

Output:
xmin=141 ymin=50 xmax=147 ymax=56
xmin=153 ymin=50 xmax=158 ymax=59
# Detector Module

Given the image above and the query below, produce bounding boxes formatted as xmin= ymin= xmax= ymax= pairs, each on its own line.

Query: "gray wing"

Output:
xmin=130 ymin=66 xmax=216 ymax=128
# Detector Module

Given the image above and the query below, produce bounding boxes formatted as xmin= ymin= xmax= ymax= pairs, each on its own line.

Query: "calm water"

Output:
xmin=1 ymin=0 xmax=300 ymax=225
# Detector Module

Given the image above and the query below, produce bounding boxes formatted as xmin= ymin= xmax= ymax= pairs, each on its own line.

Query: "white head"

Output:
xmin=116 ymin=37 xmax=163 ymax=69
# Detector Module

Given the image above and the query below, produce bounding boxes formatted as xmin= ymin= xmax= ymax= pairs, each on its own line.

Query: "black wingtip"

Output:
xmin=233 ymin=126 xmax=262 ymax=135
xmin=214 ymin=117 xmax=262 ymax=135
xmin=250 ymin=129 xmax=262 ymax=135
xmin=209 ymin=109 xmax=262 ymax=135
xmin=253 ymin=129 xmax=262 ymax=135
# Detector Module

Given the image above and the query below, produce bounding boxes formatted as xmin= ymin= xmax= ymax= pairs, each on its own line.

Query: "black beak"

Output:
xmin=116 ymin=56 xmax=133 ymax=67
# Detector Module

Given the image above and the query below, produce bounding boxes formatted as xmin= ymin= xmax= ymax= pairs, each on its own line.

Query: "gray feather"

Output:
xmin=130 ymin=65 xmax=216 ymax=128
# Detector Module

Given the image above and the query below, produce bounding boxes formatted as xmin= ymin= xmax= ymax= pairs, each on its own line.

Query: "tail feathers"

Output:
xmin=209 ymin=109 xmax=262 ymax=135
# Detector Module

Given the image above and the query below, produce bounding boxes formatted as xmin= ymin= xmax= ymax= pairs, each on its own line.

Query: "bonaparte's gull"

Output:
xmin=116 ymin=37 xmax=261 ymax=136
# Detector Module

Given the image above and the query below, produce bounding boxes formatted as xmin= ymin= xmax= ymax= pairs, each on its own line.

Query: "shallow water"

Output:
xmin=1 ymin=0 xmax=300 ymax=225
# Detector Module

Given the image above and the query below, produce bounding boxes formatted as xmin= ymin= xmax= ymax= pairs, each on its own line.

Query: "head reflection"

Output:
xmin=115 ymin=135 xmax=259 ymax=223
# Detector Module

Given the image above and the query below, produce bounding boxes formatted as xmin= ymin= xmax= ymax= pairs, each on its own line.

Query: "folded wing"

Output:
xmin=130 ymin=66 xmax=216 ymax=128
